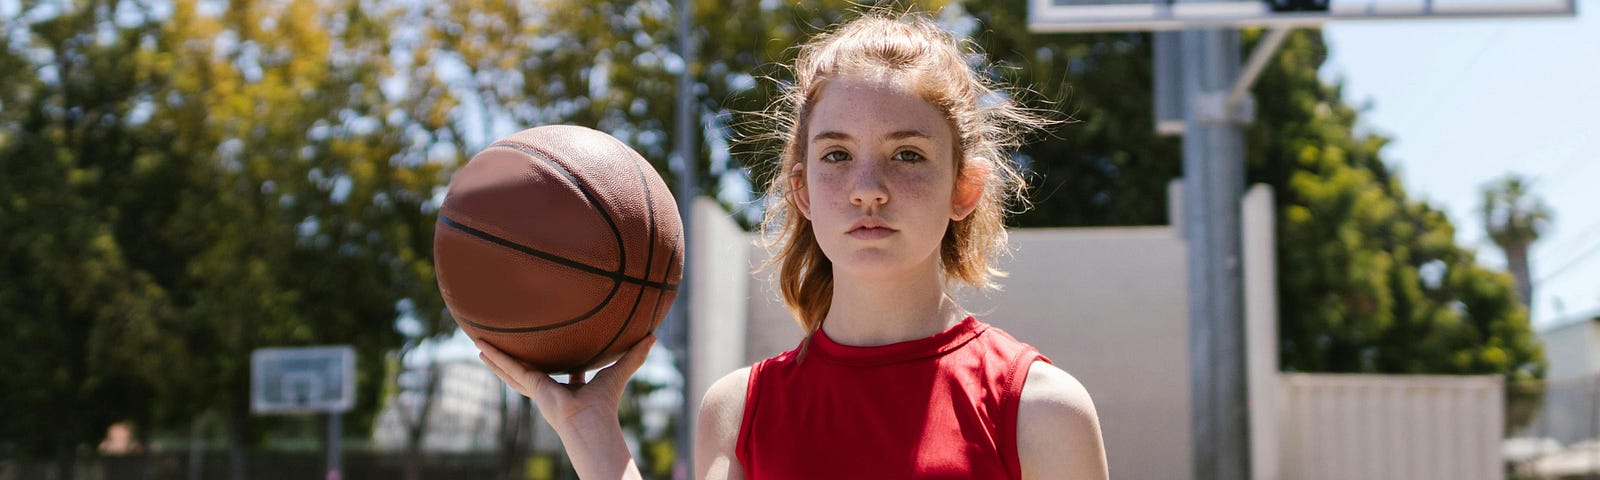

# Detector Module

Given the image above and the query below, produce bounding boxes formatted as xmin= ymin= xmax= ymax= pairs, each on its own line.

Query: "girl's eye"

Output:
xmin=892 ymin=150 xmax=925 ymax=163
xmin=822 ymin=151 xmax=850 ymax=163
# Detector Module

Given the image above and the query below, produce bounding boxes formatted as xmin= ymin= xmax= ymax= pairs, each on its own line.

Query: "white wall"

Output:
xmin=1540 ymin=318 xmax=1599 ymax=382
xmin=685 ymin=197 xmax=751 ymax=445
xmin=1244 ymin=184 xmax=1282 ymax=480
xmin=1279 ymin=373 xmax=1504 ymax=480
xmin=960 ymin=225 xmax=1194 ymax=480
xmin=1523 ymin=314 xmax=1600 ymax=445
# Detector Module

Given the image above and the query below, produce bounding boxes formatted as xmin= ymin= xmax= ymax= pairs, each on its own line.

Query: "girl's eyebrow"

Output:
xmin=811 ymin=129 xmax=935 ymax=143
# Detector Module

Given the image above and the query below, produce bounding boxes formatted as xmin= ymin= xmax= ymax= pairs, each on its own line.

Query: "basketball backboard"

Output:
xmin=251 ymin=346 xmax=356 ymax=414
xmin=1029 ymin=0 xmax=1576 ymax=32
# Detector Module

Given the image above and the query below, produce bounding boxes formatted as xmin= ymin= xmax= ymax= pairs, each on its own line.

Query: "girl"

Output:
xmin=477 ymin=11 xmax=1109 ymax=479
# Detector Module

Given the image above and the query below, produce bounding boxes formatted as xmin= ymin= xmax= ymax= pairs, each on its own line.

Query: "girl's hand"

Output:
xmin=477 ymin=335 xmax=656 ymax=480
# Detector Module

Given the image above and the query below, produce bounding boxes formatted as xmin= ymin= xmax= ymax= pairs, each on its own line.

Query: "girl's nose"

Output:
xmin=850 ymin=160 xmax=889 ymax=207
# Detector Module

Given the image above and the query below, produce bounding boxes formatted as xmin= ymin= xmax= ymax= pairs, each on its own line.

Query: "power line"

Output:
xmin=1531 ymin=133 xmax=1600 ymax=199
xmin=1535 ymin=216 xmax=1600 ymax=266
xmin=1536 ymin=237 xmax=1600 ymax=285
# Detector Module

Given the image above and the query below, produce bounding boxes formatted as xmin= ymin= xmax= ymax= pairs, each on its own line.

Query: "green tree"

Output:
xmin=1 ymin=1 xmax=454 ymax=478
xmin=1481 ymin=173 xmax=1550 ymax=309
xmin=1243 ymin=29 xmax=1541 ymax=386
xmin=140 ymin=1 xmax=450 ymax=476
xmin=0 ymin=4 xmax=176 ymax=477
xmin=952 ymin=4 xmax=1181 ymax=227
xmin=419 ymin=0 xmax=921 ymax=208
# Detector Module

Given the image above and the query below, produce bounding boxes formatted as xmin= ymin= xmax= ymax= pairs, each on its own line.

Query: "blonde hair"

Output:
xmin=756 ymin=10 xmax=1048 ymax=346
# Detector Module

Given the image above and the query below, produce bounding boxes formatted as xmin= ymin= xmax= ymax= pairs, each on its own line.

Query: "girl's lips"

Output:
xmin=848 ymin=226 xmax=896 ymax=240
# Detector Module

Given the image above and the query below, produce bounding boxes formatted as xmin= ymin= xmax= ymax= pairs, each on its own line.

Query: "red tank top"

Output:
xmin=736 ymin=316 xmax=1049 ymax=479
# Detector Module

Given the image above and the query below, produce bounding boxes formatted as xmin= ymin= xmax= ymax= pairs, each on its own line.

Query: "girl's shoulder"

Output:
xmin=1017 ymin=361 xmax=1109 ymax=479
xmin=695 ymin=366 xmax=752 ymax=479
xmin=700 ymin=366 xmax=752 ymax=422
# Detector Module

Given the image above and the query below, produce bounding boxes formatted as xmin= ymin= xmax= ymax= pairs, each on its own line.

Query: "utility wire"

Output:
xmin=1536 ymin=237 xmax=1600 ymax=285
xmin=1535 ymin=216 xmax=1600 ymax=267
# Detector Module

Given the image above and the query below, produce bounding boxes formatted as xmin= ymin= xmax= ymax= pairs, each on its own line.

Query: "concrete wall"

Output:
xmin=685 ymin=197 xmax=752 ymax=439
xmin=1244 ymin=185 xmax=1282 ymax=480
xmin=960 ymin=226 xmax=1193 ymax=480
xmin=743 ymin=241 xmax=804 ymax=364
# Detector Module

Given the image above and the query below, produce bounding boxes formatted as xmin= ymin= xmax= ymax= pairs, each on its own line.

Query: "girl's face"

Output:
xmin=793 ymin=75 xmax=981 ymax=281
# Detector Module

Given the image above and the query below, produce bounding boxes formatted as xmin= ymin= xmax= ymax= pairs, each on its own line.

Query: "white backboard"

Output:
xmin=1030 ymin=0 xmax=1576 ymax=32
xmin=251 ymin=345 xmax=356 ymax=414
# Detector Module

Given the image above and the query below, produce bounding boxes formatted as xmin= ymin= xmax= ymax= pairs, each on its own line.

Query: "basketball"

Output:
xmin=433 ymin=125 xmax=682 ymax=374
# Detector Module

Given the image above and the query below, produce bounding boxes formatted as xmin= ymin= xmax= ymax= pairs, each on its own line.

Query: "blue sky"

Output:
xmin=1321 ymin=0 xmax=1600 ymax=330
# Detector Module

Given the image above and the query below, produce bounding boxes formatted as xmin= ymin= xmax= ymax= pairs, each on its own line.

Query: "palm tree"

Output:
xmin=1481 ymin=174 xmax=1552 ymax=310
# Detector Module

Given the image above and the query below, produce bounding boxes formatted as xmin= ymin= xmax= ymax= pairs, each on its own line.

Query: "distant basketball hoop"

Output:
xmin=251 ymin=346 xmax=355 ymax=414
xmin=252 ymin=345 xmax=355 ymax=479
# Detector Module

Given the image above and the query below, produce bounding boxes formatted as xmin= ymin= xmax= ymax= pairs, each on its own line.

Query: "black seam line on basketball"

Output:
xmin=489 ymin=141 xmax=628 ymax=295
xmin=622 ymin=133 xmax=662 ymax=296
xmin=645 ymin=247 xmax=677 ymax=334
xmin=452 ymin=264 xmax=624 ymax=334
xmin=572 ymin=259 xmax=648 ymax=373
xmin=443 ymin=213 xmax=626 ymax=334
xmin=574 ymin=133 xmax=661 ymax=371
xmin=438 ymin=215 xmax=679 ymax=292
xmin=448 ymin=235 xmax=624 ymax=335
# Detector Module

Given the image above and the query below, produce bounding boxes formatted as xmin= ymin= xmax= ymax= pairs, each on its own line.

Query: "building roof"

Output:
xmin=1538 ymin=307 xmax=1600 ymax=335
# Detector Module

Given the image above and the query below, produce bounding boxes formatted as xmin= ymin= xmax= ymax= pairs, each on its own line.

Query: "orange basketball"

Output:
xmin=433 ymin=125 xmax=682 ymax=374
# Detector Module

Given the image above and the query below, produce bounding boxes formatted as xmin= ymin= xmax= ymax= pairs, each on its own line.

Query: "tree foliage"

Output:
xmin=1 ymin=0 xmax=182 ymax=464
xmin=951 ymin=6 xmax=1181 ymax=227
xmin=1 ymin=0 xmax=452 ymax=473
xmin=1243 ymin=29 xmax=1541 ymax=381
xmin=1480 ymin=173 xmax=1550 ymax=307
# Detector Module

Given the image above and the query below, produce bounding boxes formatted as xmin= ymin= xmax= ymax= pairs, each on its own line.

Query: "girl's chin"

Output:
xmin=829 ymin=252 xmax=936 ymax=281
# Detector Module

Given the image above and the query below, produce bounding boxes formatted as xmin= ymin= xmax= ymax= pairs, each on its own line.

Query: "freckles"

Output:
xmin=887 ymin=169 xmax=940 ymax=202
xmin=813 ymin=168 xmax=843 ymax=188
xmin=811 ymin=168 xmax=848 ymax=205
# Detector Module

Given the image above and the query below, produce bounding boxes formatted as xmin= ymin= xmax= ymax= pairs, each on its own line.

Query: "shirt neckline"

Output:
xmin=809 ymin=316 xmax=986 ymax=366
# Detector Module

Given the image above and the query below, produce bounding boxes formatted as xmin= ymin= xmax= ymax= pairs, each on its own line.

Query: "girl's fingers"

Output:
xmin=616 ymin=335 xmax=656 ymax=374
xmin=591 ymin=335 xmax=656 ymax=387
xmin=480 ymin=351 xmax=529 ymax=393
xmin=479 ymin=334 xmax=656 ymax=398
xmin=481 ymin=350 xmax=572 ymax=407
xmin=477 ymin=339 xmax=543 ymax=392
xmin=477 ymin=339 xmax=536 ymax=381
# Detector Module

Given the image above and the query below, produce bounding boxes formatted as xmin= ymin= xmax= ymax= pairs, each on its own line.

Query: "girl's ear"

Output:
xmin=790 ymin=161 xmax=812 ymax=219
xmin=951 ymin=159 xmax=989 ymax=221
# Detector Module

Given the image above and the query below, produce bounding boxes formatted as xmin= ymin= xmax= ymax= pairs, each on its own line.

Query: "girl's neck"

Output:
xmin=820 ymin=258 xmax=968 ymax=347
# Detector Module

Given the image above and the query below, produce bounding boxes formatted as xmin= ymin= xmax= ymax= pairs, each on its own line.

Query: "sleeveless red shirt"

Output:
xmin=736 ymin=316 xmax=1049 ymax=479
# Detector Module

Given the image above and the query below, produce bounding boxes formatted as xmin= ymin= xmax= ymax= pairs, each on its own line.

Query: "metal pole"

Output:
xmin=1181 ymin=27 xmax=1251 ymax=480
xmin=670 ymin=0 xmax=698 ymax=477
xmin=1225 ymin=27 xmax=1291 ymax=115
xmin=326 ymin=412 xmax=342 ymax=480
xmin=188 ymin=417 xmax=205 ymax=480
